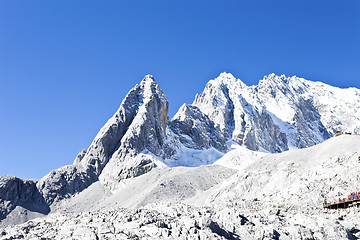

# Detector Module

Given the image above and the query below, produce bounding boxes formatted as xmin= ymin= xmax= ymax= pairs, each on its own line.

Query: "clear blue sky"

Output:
xmin=0 ymin=0 xmax=359 ymax=179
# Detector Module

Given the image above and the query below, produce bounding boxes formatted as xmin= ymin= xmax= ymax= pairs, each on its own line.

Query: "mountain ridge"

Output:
xmin=1 ymin=72 xmax=359 ymax=231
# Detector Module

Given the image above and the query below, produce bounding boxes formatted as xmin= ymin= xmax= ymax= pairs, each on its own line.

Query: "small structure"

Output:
xmin=324 ymin=192 xmax=360 ymax=210
xmin=334 ymin=130 xmax=342 ymax=137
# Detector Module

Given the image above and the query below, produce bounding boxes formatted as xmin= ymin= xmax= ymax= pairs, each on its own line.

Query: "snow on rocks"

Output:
xmin=193 ymin=72 xmax=360 ymax=152
xmin=1 ymin=202 xmax=358 ymax=239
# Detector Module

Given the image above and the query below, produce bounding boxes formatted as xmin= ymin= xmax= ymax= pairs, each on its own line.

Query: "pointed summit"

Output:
xmin=98 ymin=75 xmax=176 ymax=189
xmin=38 ymin=75 xmax=174 ymax=201
xmin=217 ymin=72 xmax=235 ymax=80
xmin=213 ymin=72 xmax=246 ymax=88
xmin=140 ymin=74 xmax=156 ymax=85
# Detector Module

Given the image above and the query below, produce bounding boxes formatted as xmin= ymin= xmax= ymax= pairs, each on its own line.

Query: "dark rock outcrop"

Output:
xmin=0 ymin=176 xmax=49 ymax=221
xmin=170 ymin=104 xmax=227 ymax=152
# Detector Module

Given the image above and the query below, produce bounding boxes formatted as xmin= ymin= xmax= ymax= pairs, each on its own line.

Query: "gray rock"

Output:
xmin=73 ymin=149 xmax=87 ymax=165
xmin=193 ymin=76 xmax=236 ymax=139
xmin=0 ymin=176 xmax=49 ymax=221
xmin=39 ymin=75 xmax=177 ymax=200
xmin=192 ymin=72 xmax=356 ymax=152
xmin=239 ymin=106 xmax=288 ymax=153
xmin=291 ymin=98 xmax=331 ymax=148
xmin=258 ymin=74 xmax=332 ymax=149
xmin=170 ymin=104 xmax=227 ymax=152
xmin=37 ymin=165 xmax=97 ymax=205
xmin=99 ymin=75 xmax=177 ymax=189
xmin=193 ymin=74 xmax=289 ymax=153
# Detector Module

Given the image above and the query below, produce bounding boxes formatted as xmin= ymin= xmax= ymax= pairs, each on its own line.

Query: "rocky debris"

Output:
xmin=92 ymin=165 xmax=237 ymax=210
xmin=1 ymin=203 xmax=358 ymax=240
xmin=98 ymin=154 xmax=155 ymax=190
xmin=1 ymin=135 xmax=360 ymax=239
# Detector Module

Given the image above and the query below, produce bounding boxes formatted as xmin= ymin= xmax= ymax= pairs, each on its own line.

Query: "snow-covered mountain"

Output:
xmin=193 ymin=72 xmax=360 ymax=152
xmin=1 ymin=73 xmax=360 ymax=239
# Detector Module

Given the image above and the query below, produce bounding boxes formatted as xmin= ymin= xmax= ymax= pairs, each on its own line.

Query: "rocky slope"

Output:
xmin=1 ymin=135 xmax=360 ymax=239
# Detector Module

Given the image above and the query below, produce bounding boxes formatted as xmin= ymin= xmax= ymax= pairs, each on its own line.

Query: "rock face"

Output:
xmin=169 ymin=104 xmax=227 ymax=152
xmin=193 ymin=73 xmax=289 ymax=152
xmin=38 ymin=75 xmax=178 ymax=201
xmin=0 ymin=176 xmax=49 ymax=221
xmin=98 ymin=75 xmax=178 ymax=189
xmin=37 ymin=165 xmax=97 ymax=205
xmin=256 ymin=73 xmax=332 ymax=148
xmin=193 ymin=72 xmax=360 ymax=152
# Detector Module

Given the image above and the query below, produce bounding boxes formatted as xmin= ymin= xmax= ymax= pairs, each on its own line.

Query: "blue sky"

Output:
xmin=0 ymin=0 xmax=359 ymax=179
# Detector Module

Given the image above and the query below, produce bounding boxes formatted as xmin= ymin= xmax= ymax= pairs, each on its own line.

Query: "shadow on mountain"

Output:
xmin=0 ymin=176 xmax=50 ymax=221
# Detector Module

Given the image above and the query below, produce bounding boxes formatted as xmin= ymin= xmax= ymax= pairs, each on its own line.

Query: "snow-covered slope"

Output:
xmin=208 ymin=135 xmax=360 ymax=206
xmin=1 ymin=135 xmax=360 ymax=239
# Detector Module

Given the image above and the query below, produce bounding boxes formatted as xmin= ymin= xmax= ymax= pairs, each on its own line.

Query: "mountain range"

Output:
xmin=1 ymin=73 xmax=360 ymax=239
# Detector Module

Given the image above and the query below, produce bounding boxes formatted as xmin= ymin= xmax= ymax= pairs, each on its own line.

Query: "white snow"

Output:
xmin=163 ymin=145 xmax=224 ymax=167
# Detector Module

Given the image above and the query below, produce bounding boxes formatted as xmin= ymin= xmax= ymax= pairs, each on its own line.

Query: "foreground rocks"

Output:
xmin=1 ymin=203 xmax=359 ymax=240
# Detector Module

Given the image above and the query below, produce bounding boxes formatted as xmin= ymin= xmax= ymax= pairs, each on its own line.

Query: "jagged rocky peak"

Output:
xmin=256 ymin=73 xmax=332 ymax=148
xmin=170 ymin=104 xmax=227 ymax=152
xmin=139 ymin=74 xmax=169 ymax=133
xmin=98 ymin=75 xmax=177 ymax=189
xmin=258 ymin=73 xmax=310 ymax=97
xmin=39 ymin=74 xmax=175 ymax=204
xmin=73 ymin=149 xmax=87 ymax=165
xmin=192 ymin=72 xmax=289 ymax=153
xmin=216 ymin=72 xmax=242 ymax=81
xmin=193 ymin=73 xmax=237 ymax=138
xmin=3 ymin=71 xmax=360 ymax=235
xmin=192 ymin=72 xmax=351 ymax=152
xmin=77 ymin=74 xmax=169 ymax=172
xmin=261 ymin=73 xmax=295 ymax=83
xmin=111 ymin=74 xmax=171 ymax=158
xmin=206 ymin=72 xmax=246 ymax=90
